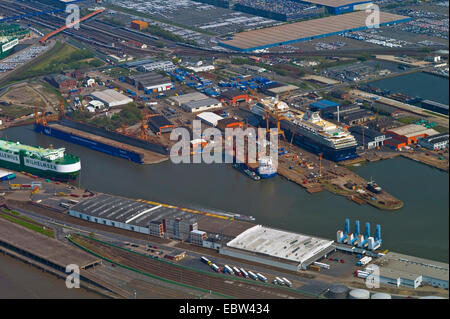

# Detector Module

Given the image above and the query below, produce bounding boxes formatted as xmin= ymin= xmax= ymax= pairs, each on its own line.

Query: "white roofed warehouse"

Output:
xmin=182 ymin=98 xmax=223 ymax=113
xmin=221 ymin=225 xmax=335 ymax=271
xmin=196 ymin=112 xmax=224 ymax=127
xmin=90 ymin=89 xmax=134 ymax=108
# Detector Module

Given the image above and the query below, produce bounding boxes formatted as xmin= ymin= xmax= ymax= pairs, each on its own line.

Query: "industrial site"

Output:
xmin=0 ymin=0 xmax=448 ymax=304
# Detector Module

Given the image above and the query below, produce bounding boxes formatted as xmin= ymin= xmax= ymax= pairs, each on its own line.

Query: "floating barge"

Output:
xmin=35 ymin=119 xmax=169 ymax=164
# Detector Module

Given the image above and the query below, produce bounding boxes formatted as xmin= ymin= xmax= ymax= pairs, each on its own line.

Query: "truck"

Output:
xmin=313 ymin=261 xmax=330 ymax=269
xmin=356 ymin=256 xmax=372 ymax=266
xmin=274 ymin=277 xmax=284 ymax=285
xmin=256 ymin=273 xmax=267 ymax=283
xmin=211 ymin=264 xmax=220 ymax=272
xmin=240 ymin=268 xmax=249 ymax=278
xmin=224 ymin=265 xmax=234 ymax=275
xmin=248 ymin=271 xmax=258 ymax=280
xmin=200 ymin=256 xmax=211 ymax=265
xmin=232 ymin=267 xmax=241 ymax=276
xmin=309 ymin=265 xmax=321 ymax=272
xmin=282 ymin=277 xmax=292 ymax=287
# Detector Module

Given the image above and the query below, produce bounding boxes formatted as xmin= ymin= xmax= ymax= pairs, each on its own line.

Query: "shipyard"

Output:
xmin=0 ymin=0 xmax=448 ymax=304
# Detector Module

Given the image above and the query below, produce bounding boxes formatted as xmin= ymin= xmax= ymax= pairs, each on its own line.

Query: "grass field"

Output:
xmin=11 ymin=42 xmax=104 ymax=82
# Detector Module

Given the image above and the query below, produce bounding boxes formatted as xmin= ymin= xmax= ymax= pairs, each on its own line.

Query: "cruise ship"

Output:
xmin=251 ymin=99 xmax=358 ymax=162
xmin=0 ymin=139 xmax=81 ymax=180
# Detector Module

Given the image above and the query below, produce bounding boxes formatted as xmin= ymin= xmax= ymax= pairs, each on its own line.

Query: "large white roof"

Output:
xmin=196 ymin=112 xmax=223 ymax=126
xmin=227 ymin=225 xmax=334 ymax=264
xmin=388 ymin=124 xmax=439 ymax=138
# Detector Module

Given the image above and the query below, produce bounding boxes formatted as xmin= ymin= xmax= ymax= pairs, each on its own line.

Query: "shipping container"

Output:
xmin=309 ymin=265 xmax=321 ymax=272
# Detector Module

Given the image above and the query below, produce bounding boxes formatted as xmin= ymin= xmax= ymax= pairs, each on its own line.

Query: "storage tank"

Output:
xmin=349 ymin=289 xmax=370 ymax=299
xmin=326 ymin=285 xmax=349 ymax=299
xmin=371 ymin=293 xmax=392 ymax=299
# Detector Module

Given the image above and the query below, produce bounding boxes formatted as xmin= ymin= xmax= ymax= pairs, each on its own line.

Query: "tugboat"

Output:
xmin=233 ymin=163 xmax=260 ymax=181
xmin=367 ymin=178 xmax=382 ymax=194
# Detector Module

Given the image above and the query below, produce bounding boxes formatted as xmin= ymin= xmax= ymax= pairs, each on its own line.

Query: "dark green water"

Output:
xmin=370 ymin=72 xmax=449 ymax=105
xmin=1 ymin=126 xmax=448 ymax=263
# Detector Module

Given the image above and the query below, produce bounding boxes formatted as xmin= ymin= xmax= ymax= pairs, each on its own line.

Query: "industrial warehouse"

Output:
xmin=90 ymin=89 xmax=134 ymax=108
xmin=219 ymin=11 xmax=412 ymax=52
xmin=68 ymin=193 xmax=255 ymax=243
xmin=300 ymin=0 xmax=374 ymax=14
xmin=66 ymin=193 xmax=338 ymax=272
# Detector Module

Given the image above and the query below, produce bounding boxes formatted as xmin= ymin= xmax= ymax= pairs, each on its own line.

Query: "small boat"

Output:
xmin=233 ymin=163 xmax=260 ymax=181
xmin=367 ymin=179 xmax=382 ymax=193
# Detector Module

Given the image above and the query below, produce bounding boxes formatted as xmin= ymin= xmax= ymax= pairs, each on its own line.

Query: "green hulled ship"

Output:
xmin=0 ymin=36 xmax=18 ymax=59
xmin=0 ymin=139 xmax=81 ymax=180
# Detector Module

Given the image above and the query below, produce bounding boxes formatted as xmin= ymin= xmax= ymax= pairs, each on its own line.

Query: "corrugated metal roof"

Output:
xmin=183 ymin=98 xmax=221 ymax=110
xmin=196 ymin=111 xmax=223 ymax=126
xmin=220 ymin=11 xmax=410 ymax=51
xmin=91 ymin=89 xmax=133 ymax=105
xmin=388 ymin=124 xmax=439 ymax=138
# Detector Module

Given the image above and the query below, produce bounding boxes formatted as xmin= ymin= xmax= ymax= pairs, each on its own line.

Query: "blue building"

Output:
xmin=310 ymin=100 xmax=339 ymax=111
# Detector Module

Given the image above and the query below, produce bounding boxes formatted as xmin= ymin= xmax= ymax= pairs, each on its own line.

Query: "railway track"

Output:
xmin=71 ymin=234 xmax=313 ymax=299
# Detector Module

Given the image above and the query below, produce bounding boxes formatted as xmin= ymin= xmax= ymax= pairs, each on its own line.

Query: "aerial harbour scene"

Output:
xmin=0 ymin=0 xmax=448 ymax=306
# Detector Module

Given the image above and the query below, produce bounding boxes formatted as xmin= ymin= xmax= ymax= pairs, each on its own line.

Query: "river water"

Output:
xmin=0 ymin=254 xmax=103 ymax=299
xmin=1 ymin=70 xmax=449 ymax=297
xmin=1 ymin=126 xmax=448 ymax=264
xmin=370 ymin=72 xmax=449 ymax=105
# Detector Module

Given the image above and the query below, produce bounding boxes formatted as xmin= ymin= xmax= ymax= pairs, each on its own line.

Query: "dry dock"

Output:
xmin=47 ymin=123 xmax=169 ymax=164
xmin=275 ymin=141 xmax=403 ymax=210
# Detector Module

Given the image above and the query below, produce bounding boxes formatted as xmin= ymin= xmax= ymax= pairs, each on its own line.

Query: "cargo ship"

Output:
xmin=0 ymin=139 xmax=81 ymax=180
xmin=257 ymin=157 xmax=277 ymax=178
xmin=0 ymin=36 xmax=18 ymax=59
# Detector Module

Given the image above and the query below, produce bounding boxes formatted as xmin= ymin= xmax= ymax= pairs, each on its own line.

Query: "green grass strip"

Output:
xmin=67 ymin=234 xmax=234 ymax=299
xmin=0 ymin=212 xmax=54 ymax=238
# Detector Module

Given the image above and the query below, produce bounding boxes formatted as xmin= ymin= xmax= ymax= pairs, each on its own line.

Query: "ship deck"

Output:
xmin=0 ymin=139 xmax=60 ymax=154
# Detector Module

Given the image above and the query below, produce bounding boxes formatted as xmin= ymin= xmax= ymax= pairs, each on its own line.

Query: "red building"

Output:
xmin=385 ymin=124 xmax=439 ymax=150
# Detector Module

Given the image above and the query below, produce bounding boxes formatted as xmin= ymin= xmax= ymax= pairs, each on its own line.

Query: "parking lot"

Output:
xmin=312 ymin=249 xmax=362 ymax=278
